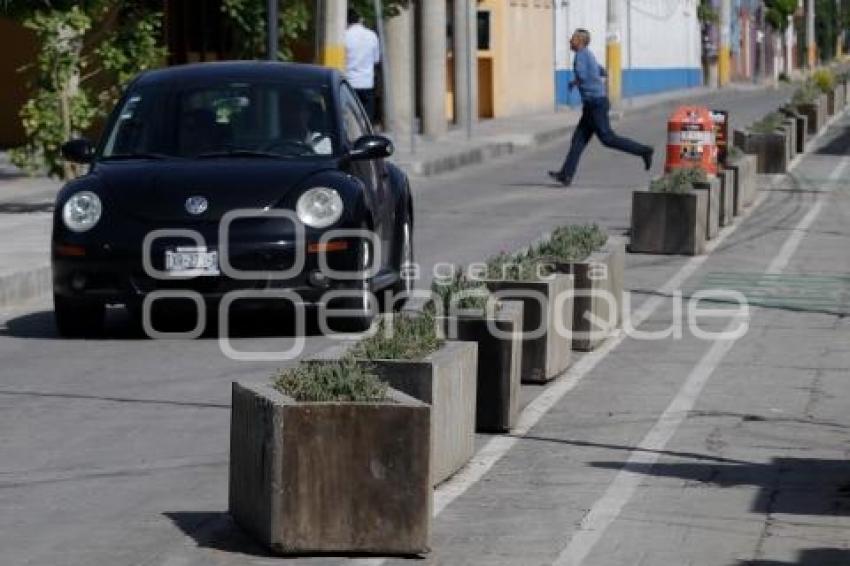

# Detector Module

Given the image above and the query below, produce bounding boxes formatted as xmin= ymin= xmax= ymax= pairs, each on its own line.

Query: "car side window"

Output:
xmin=340 ymin=84 xmax=368 ymax=146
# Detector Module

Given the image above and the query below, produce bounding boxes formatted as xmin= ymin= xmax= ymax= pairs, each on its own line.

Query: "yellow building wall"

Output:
xmin=480 ymin=0 xmax=554 ymax=118
xmin=0 ymin=17 xmax=38 ymax=148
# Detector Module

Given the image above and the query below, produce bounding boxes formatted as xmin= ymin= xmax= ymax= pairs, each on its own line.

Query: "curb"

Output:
xmin=0 ymin=265 xmax=51 ymax=310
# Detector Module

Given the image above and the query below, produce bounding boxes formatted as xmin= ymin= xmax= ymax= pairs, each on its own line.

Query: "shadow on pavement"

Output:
xmin=1 ymin=305 xmax=328 ymax=340
xmin=164 ymin=512 xmax=275 ymax=559
xmin=736 ymin=548 xmax=850 ymax=565
xmin=590 ymin=458 xmax=850 ymax=516
xmin=815 ymin=125 xmax=850 ymax=155
xmin=165 ymin=511 xmax=399 ymax=560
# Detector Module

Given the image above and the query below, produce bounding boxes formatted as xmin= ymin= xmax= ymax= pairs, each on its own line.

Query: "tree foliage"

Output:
xmin=2 ymin=0 xmax=165 ymax=178
xmin=764 ymin=0 xmax=798 ymax=32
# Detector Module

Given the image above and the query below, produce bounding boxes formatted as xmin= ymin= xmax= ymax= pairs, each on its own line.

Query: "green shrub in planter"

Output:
xmin=430 ymin=267 xmax=491 ymax=313
xmin=528 ymin=223 xmax=609 ymax=263
xmin=485 ymin=251 xmax=555 ymax=281
xmin=750 ymin=112 xmax=785 ymax=134
xmin=792 ymin=81 xmax=819 ymax=105
xmin=813 ymin=69 xmax=835 ymax=94
xmin=528 ymin=224 xmax=623 ymax=351
xmin=351 ymin=312 xmax=444 ymax=361
xmin=649 ymin=167 xmax=707 ymax=194
xmin=273 ymin=358 xmax=388 ymax=402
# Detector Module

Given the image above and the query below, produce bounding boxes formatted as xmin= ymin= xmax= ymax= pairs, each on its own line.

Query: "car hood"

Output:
xmin=93 ymin=159 xmax=334 ymax=223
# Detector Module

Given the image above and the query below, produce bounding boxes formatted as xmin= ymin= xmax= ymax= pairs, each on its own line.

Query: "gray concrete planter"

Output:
xmin=827 ymin=86 xmax=844 ymax=116
xmin=781 ymin=119 xmax=796 ymax=161
xmin=780 ymin=107 xmax=807 ymax=154
xmin=484 ymin=274 xmax=574 ymax=384
xmin=717 ymin=168 xmax=735 ymax=227
xmin=440 ymin=301 xmax=523 ymax=433
xmin=550 ymin=238 xmax=625 ymax=351
xmin=229 ymin=382 xmax=431 ymax=555
xmin=629 ymin=189 xmax=708 ymax=255
xmin=796 ymin=100 xmax=825 ymax=135
xmin=309 ymin=341 xmax=478 ymax=486
xmin=727 ymin=153 xmax=758 ymax=212
xmin=733 ymin=128 xmax=787 ymax=174
xmin=692 ymin=176 xmax=721 ymax=240
xmin=367 ymin=342 xmax=477 ymax=486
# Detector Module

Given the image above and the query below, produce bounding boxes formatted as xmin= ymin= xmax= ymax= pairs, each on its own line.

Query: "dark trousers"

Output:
xmin=355 ymin=88 xmax=376 ymax=123
xmin=559 ymin=96 xmax=651 ymax=179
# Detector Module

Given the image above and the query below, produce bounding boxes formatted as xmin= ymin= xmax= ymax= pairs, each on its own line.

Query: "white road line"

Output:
xmin=765 ymin=157 xmax=850 ymax=274
xmin=551 ymin=330 xmax=740 ymax=566
xmin=550 ymin=150 xmax=850 ymax=566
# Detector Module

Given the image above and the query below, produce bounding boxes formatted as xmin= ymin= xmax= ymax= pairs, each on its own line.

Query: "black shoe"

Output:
xmin=548 ymin=170 xmax=572 ymax=186
xmin=642 ymin=149 xmax=654 ymax=171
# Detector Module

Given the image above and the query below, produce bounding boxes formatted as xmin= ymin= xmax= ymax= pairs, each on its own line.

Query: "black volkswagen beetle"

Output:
xmin=53 ymin=62 xmax=414 ymax=337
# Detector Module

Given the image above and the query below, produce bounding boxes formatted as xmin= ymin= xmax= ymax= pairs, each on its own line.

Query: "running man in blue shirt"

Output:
xmin=549 ymin=29 xmax=654 ymax=186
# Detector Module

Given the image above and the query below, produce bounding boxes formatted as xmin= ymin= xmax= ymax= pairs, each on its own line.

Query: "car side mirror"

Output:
xmin=349 ymin=135 xmax=394 ymax=161
xmin=61 ymin=138 xmax=95 ymax=164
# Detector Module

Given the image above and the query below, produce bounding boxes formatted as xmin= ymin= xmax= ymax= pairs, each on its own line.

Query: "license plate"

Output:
xmin=165 ymin=247 xmax=219 ymax=276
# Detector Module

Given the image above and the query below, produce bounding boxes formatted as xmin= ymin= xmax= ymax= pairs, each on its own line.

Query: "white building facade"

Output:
xmin=555 ymin=0 xmax=703 ymax=105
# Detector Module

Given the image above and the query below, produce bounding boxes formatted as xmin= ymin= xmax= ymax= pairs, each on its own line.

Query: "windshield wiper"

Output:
xmin=100 ymin=152 xmax=172 ymax=161
xmin=196 ymin=149 xmax=284 ymax=159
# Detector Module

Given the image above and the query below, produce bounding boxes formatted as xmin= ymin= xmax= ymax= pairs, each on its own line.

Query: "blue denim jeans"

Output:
xmin=559 ymin=96 xmax=651 ymax=179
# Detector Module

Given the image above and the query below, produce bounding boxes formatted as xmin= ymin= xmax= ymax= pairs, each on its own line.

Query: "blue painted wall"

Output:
xmin=555 ymin=68 xmax=703 ymax=107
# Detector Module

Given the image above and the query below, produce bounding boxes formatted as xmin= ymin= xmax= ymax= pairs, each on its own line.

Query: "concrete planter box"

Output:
xmin=484 ymin=274 xmax=574 ymax=384
xmin=733 ymin=128 xmax=788 ymax=174
xmin=229 ymin=382 xmax=431 ymax=556
xmin=781 ymin=119 xmax=796 ymax=161
xmin=780 ymin=108 xmax=807 ymax=153
xmin=717 ymin=168 xmax=735 ymax=227
xmin=310 ymin=341 xmax=478 ymax=486
xmin=826 ymin=86 xmax=844 ymax=116
xmin=629 ymin=189 xmax=708 ymax=256
xmin=727 ymin=153 xmax=758 ymax=212
xmin=440 ymin=301 xmax=523 ymax=433
xmin=796 ymin=100 xmax=825 ymax=135
xmin=550 ymin=238 xmax=625 ymax=351
xmin=692 ymin=177 xmax=721 ymax=240
xmin=367 ymin=342 xmax=477 ymax=486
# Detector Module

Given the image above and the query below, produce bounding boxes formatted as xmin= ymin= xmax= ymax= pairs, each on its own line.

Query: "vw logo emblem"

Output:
xmin=185 ymin=196 xmax=208 ymax=215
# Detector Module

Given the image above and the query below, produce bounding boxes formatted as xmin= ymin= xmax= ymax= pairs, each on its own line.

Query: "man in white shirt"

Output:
xmin=344 ymin=9 xmax=380 ymax=121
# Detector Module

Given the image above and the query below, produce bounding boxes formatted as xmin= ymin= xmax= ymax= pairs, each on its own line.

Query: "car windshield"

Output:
xmin=101 ymin=81 xmax=337 ymax=159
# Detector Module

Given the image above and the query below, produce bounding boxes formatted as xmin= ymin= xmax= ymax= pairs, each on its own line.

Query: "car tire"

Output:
xmin=388 ymin=212 xmax=414 ymax=311
xmin=54 ymin=294 xmax=105 ymax=338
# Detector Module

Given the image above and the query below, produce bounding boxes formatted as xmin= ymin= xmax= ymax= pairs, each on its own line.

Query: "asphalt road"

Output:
xmin=7 ymin=84 xmax=847 ymax=566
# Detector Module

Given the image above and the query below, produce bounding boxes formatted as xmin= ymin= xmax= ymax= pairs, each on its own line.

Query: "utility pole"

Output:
xmin=373 ymin=0 xmax=392 ymax=131
xmin=837 ymin=0 xmax=844 ymax=58
xmin=719 ymin=0 xmax=731 ymax=86
xmin=267 ymin=0 xmax=278 ymax=60
xmin=319 ymin=1 xmax=347 ymax=70
xmin=606 ymin=0 xmax=623 ymax=105
xmin=807 ymin=0 xmax=817 ymax=68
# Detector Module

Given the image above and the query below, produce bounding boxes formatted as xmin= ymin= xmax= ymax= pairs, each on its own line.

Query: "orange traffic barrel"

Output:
xmin=665 ymin=106 xmax=718 ymax=175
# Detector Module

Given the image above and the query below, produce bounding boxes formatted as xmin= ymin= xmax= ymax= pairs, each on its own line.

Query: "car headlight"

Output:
xmin=62 ymin=191 xmax=102 ymax=233
xmin=296 ymin=187 xmax=344 ymax=229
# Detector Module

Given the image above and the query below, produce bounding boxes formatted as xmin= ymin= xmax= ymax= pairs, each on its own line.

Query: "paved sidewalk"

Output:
xmin=0 ymin=154 xmax=56 ymax=308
